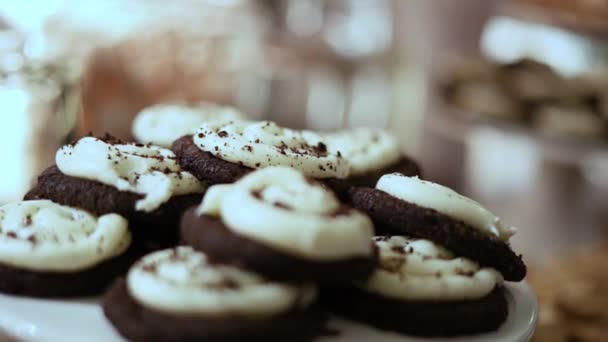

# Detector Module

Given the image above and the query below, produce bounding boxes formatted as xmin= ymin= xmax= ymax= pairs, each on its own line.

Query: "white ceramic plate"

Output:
xmin=0 ymin=282 xmax=537 ymax=342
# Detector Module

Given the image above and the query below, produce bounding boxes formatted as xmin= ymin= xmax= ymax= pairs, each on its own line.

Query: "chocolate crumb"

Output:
xmin=243 ymin=145 xmax=253 ymax=152
xmin=142 ymin=263 xmax=158 ymax=273
xmin=27 ymin=235 xmax=37 ymax=244
xmin=6 ymin=232 xmax=17 ymax=239
xmin=218 ymin=131 xmax=228 ymax=138
xmin=198 ymin=133 xmax=205 ymax=138
xmin=391 ymin=246 xmax=406 ymax=254
xmin=23 ymin=215 xmax=32 ymax=227
xmin=273 ymin=202 xmax=292 ymax=210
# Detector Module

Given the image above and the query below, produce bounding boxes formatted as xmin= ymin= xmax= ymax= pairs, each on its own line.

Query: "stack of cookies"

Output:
xmin=0 ymin=103 xmax=527 ymax=341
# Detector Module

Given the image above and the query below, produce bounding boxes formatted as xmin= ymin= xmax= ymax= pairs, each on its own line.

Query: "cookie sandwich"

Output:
xmin=348 ymin=173 xmax=526 ymax=281
xmin=0 ymin=200 xmax=133 ymax=297
xmin=172 ymin=119 xmax=348 ymax=186
xmin=26 ymin=135 xmax=205 ymax=247
xmin=181 ymin=166 xmax=376 ymax=284
xmin=322 ymin=236 xmax=508 ymax=336
xmin=132 ymin=103 xmax=245 ymax=148
xmin=103 ymin=247 xmax=328 ymax=342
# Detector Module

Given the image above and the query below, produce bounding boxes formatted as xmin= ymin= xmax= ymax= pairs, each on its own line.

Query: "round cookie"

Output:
xmin=321 ymin=127 xmax=422 ymax=187
xmin=348 ymin=174 xmax=526 ymax=281
xmin=172 ymin=120 xmax=348 ymax=186
xmin=181 ymin=167 xmax=376 ymax=284
xmin=321 ymin=236 xmax=508 ymax=337
xmin=132 ymin=103 xmax=245 ymax=148
xmin=0 ymin=200 xmax=136 ymax=297
xmin=103 ymin=247 xmax=328 ymax=342
xmin=25 ymin=135 xmax=206 ymax=247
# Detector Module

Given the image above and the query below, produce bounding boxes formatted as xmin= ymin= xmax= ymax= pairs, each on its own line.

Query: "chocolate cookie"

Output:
xmin=103 ymin=278 xmax=328 ymax=342
xmin=180 ymin=208 xmax=376 ymax=285
xmin=25 ymin=165 xmax=202 ymax=246
xmin=0 ymin=246 xmax=141 ymax=297
xmin=0 ymin=200 xmax=144 ymax=297
xmin=348 ymin=187 xmax=526 ymax=281
xmin=171 ymin=135 xmax=252 ymax=185
xmin=322 ymin=286 xmax=508 ymax=337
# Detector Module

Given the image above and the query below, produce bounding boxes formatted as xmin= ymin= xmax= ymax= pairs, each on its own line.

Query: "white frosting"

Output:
xmin=132 ymin=103 xmax=245 ymax=147
xmin=56 ymin=137 xmax=205 ymax=212
xmin=198 ymin=167 xmax=374 ymax=260
xmin=377 ymin=174 xmax=516 ymax=241
xmin=363 ymin=236 xmax=502 ymax=301
xmin=128 ymin=247 xmax=316 ymax=317
xmin=323 ymin=128 xmax=401 ymax=176
xmin=0 ymin=200 xmax=131 ymax=272
xmin=193 ymin=120 xmax=349 ymax=179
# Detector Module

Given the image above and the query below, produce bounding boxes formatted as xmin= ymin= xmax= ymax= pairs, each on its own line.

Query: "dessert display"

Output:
xmin=181 ymin=166 xmax=376 ymax=284
xmin=172 ymin=119 xmax=348 ymax=185
xmin=0 ymin=103 xmax=533 ymax=341
xmin=321 ymin=127 xmax=422 ymax=187
xmin=322 ymin=236 xmax=508 ymax=336
xmin=103 ymin=247 xmax=328 ymax=342
xmin=132 ymin=103 xmax=245 ymax=148
xmin=25 ymin=134 xmax=205 ymax=247
xmin=443 ymin=59 xmax=608 ymax=143
xmin=0 ymin=200 xmax=134 ymax=297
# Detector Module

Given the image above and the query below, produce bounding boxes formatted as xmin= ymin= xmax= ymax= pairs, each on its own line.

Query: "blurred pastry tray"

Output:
xmin=428 ymin=106 xmax=608 ymax=167
xmin=0 ymin=282 xmax=537 ymax=342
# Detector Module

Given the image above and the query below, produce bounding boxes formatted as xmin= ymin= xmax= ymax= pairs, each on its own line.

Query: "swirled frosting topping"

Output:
xmin=132 ymin=103 xmax=245 ymax=147
xmin=199 ymin=167 xmax=374 ymax=260
xmin=363 ymin=236 xmax=502 ymax=301
xmin=193 ymin=120 xmax=349 ymax=179
xmin=377 ymin=174 xmax=517 ymax=241
xmin=56 ymin=136 xmax=205 ymax=212
xmin=0 ymin=200 xmax=131 ymax=272
xmin=323 ymin=128 xmax=401 ymax=176
xmin=128 ymin=247 xmax=316 ymax=317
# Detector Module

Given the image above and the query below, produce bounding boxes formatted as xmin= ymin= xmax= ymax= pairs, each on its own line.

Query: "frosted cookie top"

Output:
xmin=0 ymin=200 xmax=131 ymax=272
xmin=193 ymin=120 xmax=349 ymax=179
xmin=128 ymin=247 xmax=316 ymax=317
xmin=323 ymin=128 xmax=401 ymax=176
xmin=377 ymin=174 xmax=517 ymax=241
xmin=363 ymin=236 xmax=502 ymax=301
xmin=133 ymin=103 xmax=245 ymax=147
xmin=57 ymin=136 xmax=205 ymax=212
xmin=199 ymin=167 xmax=374 ymax=260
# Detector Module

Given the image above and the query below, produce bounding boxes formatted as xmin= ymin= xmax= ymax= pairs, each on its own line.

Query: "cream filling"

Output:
xmin=198 ymin=167 xmax=374 ymax=261
xmin=0 ymin=200 xmax=131 ymax=272
xmin=128 ymin=247 xmax=316 ymax=317
xmin=377 ymin=174 xmax=516 ymax=241
xmin=132 ymin=103 xmax=245 ymax=147
xmin=56 ymin=137 xmax=205 ymax=212
xmin=323 ymin=127 xmax=401 ymax=176
xmin=193 ymin=120 xmax=349 ymax=179
xmin=363 ymin=236 xmax=502 ymax=301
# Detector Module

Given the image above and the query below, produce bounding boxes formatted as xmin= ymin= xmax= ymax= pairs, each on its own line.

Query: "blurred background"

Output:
xmin=1 ymin=0 xmax=607 ymax=340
